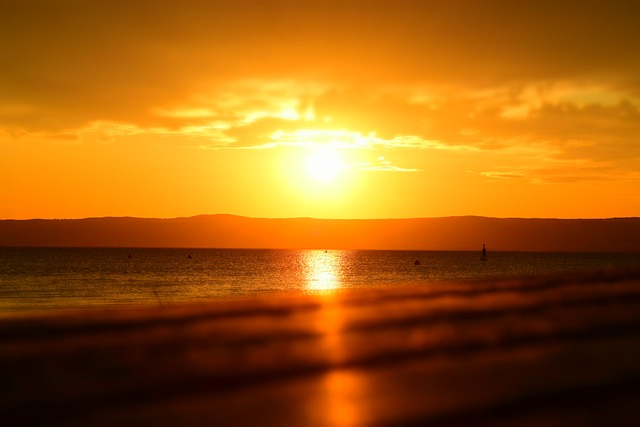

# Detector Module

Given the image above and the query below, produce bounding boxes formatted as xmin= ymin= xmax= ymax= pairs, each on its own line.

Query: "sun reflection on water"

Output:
xmin=304 ymin=250 xmax=343 ymax=291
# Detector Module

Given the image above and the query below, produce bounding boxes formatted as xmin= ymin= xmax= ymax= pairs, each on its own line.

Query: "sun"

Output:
xmin=306 ymin=147 xmax=346 ymax=182
xmin=280 ymin=144 xmax=357 ymax=211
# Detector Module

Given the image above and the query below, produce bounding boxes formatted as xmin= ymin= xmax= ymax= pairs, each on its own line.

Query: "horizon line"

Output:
xmin=2 ymin=214 xmax=639 ymax=222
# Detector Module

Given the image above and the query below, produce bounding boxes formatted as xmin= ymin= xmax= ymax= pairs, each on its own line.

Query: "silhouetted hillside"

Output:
xmin=1 ymin=215 xmax=639 ymax=252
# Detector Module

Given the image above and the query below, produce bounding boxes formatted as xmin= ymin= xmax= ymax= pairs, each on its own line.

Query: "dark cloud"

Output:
xmin=2 ymin=0 xmax=639 ymax=131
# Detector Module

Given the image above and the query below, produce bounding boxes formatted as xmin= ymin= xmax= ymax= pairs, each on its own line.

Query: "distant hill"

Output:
xmin=1 ymin=215 xmax=640 ymax=252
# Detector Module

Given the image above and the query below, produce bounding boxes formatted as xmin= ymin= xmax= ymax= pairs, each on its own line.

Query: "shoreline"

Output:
xmin=2 ymin=266 xmax=640 ymax=424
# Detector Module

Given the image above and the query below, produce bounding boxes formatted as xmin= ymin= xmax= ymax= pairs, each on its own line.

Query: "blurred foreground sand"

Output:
xmin=2 ymin=267 xmax=640 ymax=426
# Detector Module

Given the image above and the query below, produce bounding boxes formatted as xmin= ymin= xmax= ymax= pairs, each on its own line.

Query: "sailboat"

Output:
xmin=480 ymin=244 xmax=488 ymax=261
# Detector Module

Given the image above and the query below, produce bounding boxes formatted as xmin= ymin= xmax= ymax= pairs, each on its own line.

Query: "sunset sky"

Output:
xmin=1 ymin=0 xmax=639 ymax=220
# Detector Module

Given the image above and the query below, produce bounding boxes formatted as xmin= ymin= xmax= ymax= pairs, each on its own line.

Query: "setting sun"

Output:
xmin=306 ymin=147 xmax=346 ymax=182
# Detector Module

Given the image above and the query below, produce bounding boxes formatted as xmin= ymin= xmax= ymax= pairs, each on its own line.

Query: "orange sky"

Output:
xmin=1 ymin=0 xmax=639 ymax=220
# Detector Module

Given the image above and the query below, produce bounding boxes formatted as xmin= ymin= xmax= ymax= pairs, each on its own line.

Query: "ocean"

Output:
xmin=1 ymin=247 xmax=638 ymax=312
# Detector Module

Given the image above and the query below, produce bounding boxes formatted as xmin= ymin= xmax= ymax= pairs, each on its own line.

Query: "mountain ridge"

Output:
xmin=1 ymin=215 xmax=639 ymax=252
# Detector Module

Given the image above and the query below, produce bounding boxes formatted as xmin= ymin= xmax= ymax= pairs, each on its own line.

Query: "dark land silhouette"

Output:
xmin=1 ymin=215 xmax=640 ymax=252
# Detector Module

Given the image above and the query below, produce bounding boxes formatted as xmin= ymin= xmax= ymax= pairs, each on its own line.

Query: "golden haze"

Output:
xmin=1 ymin=1 xmax=639 ymax=220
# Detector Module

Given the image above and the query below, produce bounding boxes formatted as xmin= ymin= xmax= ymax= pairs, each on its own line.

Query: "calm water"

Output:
xmin=0 ymin=247 xmax=638 ymax=312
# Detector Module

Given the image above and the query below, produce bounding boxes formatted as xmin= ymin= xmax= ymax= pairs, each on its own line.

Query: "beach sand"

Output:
xmin=2 ymin=267 xmax=640 ymax=425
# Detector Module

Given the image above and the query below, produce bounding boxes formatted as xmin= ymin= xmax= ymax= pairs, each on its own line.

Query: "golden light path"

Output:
xmin=304 ymin=250 xmax=343 ymax=291
xmin=303 ymin=250 xmax=369 ymax=426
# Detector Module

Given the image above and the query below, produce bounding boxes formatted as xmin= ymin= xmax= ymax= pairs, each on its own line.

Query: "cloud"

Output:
xmin=478 ymin=171 xmax=528 ymax=181
xmin=360 ymin=164 xmax=422 ymax=173
xmin=2 ymin=0 xmax=639 ymax=185
xmin=3 ymin=1 xmax=638 ymax=131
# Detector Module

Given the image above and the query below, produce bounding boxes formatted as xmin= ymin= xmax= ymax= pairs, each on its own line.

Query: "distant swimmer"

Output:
xmin=187 ymin=254 xmax=193 ymax=259
xmin=128 ymin=254 xmax=132 ymax=259
xmin=414 ymin=260 xmax=420 ymax=266
xmin=481 ymin=244 xmax=487 ymax=261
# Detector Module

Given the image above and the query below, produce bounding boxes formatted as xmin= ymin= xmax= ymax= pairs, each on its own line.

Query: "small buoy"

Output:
xmin=414 ymin=260 xmax=420 ymax=266
xmin=187 ymin=254 xmax=192 ymax=259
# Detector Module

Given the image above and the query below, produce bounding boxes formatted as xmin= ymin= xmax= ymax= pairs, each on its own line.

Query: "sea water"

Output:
xmin=0 ymin=247 xmax=638 ymax=312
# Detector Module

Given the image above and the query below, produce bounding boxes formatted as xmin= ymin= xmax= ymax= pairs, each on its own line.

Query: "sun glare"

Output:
xmin=305 ymin=250 xmax=342 ymax=291
xmin=306 ymin=147 xmax=346 ymax=182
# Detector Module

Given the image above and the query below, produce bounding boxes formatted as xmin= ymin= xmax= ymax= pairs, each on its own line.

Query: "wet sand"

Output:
xmin=2 ymin=267 xmax=640 ymax=425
